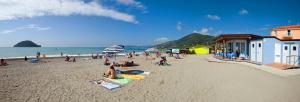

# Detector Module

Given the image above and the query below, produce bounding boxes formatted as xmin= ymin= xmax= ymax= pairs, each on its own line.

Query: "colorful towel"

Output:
xmin=107 ymin=77 xmax=132 ymax=85
xmin=121 ymin=74 xmax=145 ymax=80
xmin=90 ymin=80 xmax=121 ymax=90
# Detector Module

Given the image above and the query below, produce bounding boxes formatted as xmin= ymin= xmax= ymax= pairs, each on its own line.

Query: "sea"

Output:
xmin=0 ymin=46 xmax=150 ymax=59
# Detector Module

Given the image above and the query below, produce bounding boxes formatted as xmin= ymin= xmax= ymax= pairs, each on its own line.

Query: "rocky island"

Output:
xmin=14 ymin=40 xmax=41 ymax=47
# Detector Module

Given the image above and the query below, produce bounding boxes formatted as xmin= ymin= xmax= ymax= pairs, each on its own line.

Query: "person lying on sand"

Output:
xmin=123 ymin=61 xmax=139 ymax=67
xmin=104 ymin=57 xmax=110 ymax=66
xmin=0 ymin=59 xmax=8 ymax=66
xmin=103 ymin=63 xmax=117 ymax=79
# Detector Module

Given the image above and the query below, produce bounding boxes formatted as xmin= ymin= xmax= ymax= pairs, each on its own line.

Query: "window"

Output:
xmin=258 ymin=43 xmax=261 ymax=47
xmin=285 ymin=46 xmax=288 ymax=50
xmin=287 ymin=30 xmax=291 ymax=36
xmin=252 ymin=44 xmax=254 ymax=48
xmin=293 ymin=46 xmax=297 ymax=51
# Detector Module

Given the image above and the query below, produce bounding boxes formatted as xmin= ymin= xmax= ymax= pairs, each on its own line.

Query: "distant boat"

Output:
xmin=102 ymin=45 xmax=125 ymax=53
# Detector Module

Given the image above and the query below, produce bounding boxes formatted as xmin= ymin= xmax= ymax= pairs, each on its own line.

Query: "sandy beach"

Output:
xmin=1 ymin=54 xmax=300 ymax=102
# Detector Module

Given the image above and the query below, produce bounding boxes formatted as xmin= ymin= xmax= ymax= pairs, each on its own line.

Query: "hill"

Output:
xmin=14 ymin=40 xmax=41 ymax=47
xmin=156 ymin=33 xmax=215 ymax=49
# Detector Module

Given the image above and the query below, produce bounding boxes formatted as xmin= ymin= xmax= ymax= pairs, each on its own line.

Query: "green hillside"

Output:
xmin=156 ymin=33 xmax=215 ymax=49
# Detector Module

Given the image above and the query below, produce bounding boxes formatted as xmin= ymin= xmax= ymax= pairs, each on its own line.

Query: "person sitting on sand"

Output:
xmin=159 ymin=57 xmax=167 ymax=66
xmin=103 ymin=63 xmax=117 ymax=79
xmin=65 ymin=56 xmax=70 ymax=62
xmin=104 ymin=57 xmax=110 ymax=66
xmin=128 ymin=52 xmax=133 ymax=58
xmin=0 ymin=59 xmax=8 ymax=66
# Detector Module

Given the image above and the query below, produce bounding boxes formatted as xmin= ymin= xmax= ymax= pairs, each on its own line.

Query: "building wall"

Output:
xmin=261 ymin=38 xmax=279 ymax=64
xmin=271 ymin=29 xmax=300 ymax=39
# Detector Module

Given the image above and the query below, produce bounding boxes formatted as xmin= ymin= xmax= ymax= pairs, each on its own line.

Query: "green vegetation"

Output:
xmin=156 ymin=33 xmax=215 ymax=49
xmin=14 ymin=40 xmax=41 ymax=47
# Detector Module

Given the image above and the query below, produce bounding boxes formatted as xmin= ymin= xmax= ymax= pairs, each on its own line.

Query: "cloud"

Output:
xmin=0 ymin=0 xmax=138 ymax=23
xmin=116 ymin=0 xmax=145 ymax=9
xmin=207 ymin=14 xmax=221 ymax=20
xmin=239 ymin=9 xmax=248 ymax=15
xmin=193 ymin=27 xmax=213 ymax=35
xmin=1 ymin=24 xmax=51 ymax=34
xmin=176 ymin=21 xmax=182 ymax=31
xmin=154 ymin=37 xmax=170 ymax=44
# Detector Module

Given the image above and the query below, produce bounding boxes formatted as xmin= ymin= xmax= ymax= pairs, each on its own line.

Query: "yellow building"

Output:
xmin=189 ymin=46 xmax=209 ymax=54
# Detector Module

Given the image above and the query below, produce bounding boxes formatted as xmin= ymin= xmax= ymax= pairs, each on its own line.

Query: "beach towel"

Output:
xmin=90 ymin=80 xmax=121 ymax=91
xmin=121 ymin=74 xmax=145 ymax=80
xmin=106 ymin=77 xmax=132 ymax=85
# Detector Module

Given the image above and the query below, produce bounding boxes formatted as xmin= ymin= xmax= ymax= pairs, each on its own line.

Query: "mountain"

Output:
xmin=14 ymin=40 xmax=41 ymax=47
xmin=156 ymin=33 xmax=215 ymax=49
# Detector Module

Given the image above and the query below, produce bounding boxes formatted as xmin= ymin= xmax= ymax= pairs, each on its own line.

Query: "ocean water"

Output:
xmin=0 ymin=46 xmax=149 ymax=58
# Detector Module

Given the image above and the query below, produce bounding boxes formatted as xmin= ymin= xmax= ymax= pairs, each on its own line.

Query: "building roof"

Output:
xmin=214 ymin=34 xmax=263 ymax=42
xmin=272 ymin=25 xmax=300 ymax=31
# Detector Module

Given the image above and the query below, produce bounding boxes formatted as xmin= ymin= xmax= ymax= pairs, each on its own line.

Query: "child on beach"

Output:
xmin=0 ymin=59 xmax=8 ymax=66
xmin=103 ymin=63 xmax=117 ymax=79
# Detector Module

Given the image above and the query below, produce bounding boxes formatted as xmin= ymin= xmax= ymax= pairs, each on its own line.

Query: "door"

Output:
xmin=290 ymin=44 xmax=298 ymax=65
xmin=274 ymin=43 xmax=281 ymax=63
xmin=282 ymin=44 xmax=289 ymax=64
xmin=250 ymin=42 xmax=256 ymax=62
xmin=256 ymin=41 xmax=263 ymax=63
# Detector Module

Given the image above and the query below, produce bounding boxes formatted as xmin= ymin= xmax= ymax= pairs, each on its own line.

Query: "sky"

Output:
xmin=0 ymin=0 xmax=299 ymax=47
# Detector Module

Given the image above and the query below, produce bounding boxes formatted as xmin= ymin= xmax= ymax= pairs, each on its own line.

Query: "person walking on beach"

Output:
xmin=61 ymin=52 xmax=63 ymax=56
xmin=24 ymin=56 xmax=28 ymax=61
xmin=72 ymin=57 xmax=76 ymax=62
xmin=36 ymin=52 xmax=41 ymax=59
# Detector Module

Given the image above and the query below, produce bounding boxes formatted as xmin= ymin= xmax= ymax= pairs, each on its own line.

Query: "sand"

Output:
xmin=1 ymin=54 xmax=300 ymax=102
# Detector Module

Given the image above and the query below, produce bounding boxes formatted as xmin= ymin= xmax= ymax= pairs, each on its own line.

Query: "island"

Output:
xmin=14 ymin=40 xmax=42 ymax=47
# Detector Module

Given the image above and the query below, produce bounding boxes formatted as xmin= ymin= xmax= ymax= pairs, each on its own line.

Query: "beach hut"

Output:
xmin=214 ymin=34 xmax=262 ymax=59
xmin=249 ymin=25 xmax=300 ymax=66
xmin=214 ymin=25 xmax=300 ymax=68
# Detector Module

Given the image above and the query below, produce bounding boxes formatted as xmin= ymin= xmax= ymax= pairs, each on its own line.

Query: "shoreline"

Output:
xmin=1 ymin=53 xmax=132 ymax=60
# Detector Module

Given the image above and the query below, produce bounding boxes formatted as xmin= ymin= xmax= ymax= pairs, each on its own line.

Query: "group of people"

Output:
xmin=92 ymin=54 xmax=102 ymax=59
xmin=65 ymin=56 xmax=76 ymax=62
xmin=0 ymin=59 xmax=8 ymax=66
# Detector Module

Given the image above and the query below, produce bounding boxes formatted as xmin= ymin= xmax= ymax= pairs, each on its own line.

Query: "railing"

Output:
xmin=285 ymin=55 xmax=300 ymax=68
